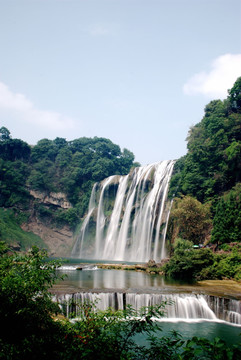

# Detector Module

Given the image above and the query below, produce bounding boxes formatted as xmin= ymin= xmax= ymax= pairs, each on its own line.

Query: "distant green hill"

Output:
xmin=168 ymin=77 xmax=241 ymax=248
xmin=1 ymin=78 xmax=240 ymax=259
xmin=0 ymin=130 xmax=139 ymax=251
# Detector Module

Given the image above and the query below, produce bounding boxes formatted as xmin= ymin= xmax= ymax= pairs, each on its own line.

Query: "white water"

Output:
xmin=56 ymin=291 xmax=241 ymax=325
xmin=72 ymin=160 xmax=175 ymax=262
xmin=71 ymin=183 xmax=97 ymax=256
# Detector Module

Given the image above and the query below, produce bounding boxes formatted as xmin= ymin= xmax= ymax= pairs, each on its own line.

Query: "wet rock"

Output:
xmin=147 ymin=259 xmax=157 ymax=268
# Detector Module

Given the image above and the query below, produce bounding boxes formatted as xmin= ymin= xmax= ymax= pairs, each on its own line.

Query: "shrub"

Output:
xmin=164 ymin=239 xmax=215 ymax=280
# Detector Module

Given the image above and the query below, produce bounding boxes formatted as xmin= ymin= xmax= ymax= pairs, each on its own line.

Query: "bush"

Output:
xmin=55 ymin=208 xmax=79 ymax=227
xmin=167 ymin=196 xmax=212 ymax=245
xmin=0 ymin=244 xmax=65 ymax=359
xmin=213 ymin=250 xmax=241 ymax=280
xmin=198 ymin=249 xmax=241 ymax=281
xmin=0 ymin=243 xmax=240 ymax=359
xmin=164 ymin=239 xmax=215 ymax=280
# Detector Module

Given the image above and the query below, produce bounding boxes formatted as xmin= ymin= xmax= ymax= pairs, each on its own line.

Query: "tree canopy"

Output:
xmin=170 ymin=77 xmax=241 ymax=203
xmin=168 ymin=77 xmax=241 ymax=249
xmin=0 ymin=130 xmax=138 ymax=235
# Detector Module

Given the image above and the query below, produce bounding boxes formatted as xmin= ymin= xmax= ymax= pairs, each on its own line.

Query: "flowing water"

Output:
xmin=71 ymin=161 xmax=175 ymax=262
xmin=65 ymin=160 xmax=241 ymax=344
xmin=53 ymin=267 xmax=241 ymax=344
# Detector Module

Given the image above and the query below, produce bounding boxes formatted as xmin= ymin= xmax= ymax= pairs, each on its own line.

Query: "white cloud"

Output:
xmin=88 ymin=23 xmax=110 ymax=36
xmin=0 ymin=81 xmax=76 ymax=130
xmin=183 ymin=54 xmax=241 ymax=99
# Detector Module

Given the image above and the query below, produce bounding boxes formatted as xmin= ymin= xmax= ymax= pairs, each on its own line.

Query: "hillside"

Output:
xmin=0 ymin=132 xmax=138 ymax=255
xmin=165 ymin=77 xmax=241 ymax=281
xmin=0 ymin=77 xmax=240 ymax=265
xmin=168 ymin=77 xmax=241 ymax=243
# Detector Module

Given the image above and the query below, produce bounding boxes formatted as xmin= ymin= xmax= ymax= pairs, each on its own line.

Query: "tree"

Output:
xmin=31 ymin=138 xmax=58 ymax=163
xmin=56 ymin=147 xmax=72 ymax=168
xmin=28 ymin=159 xmax=57 ymax=192
xmin=0 ymin=159 xmax=30 ymax=207
xmin=228 ymin=76 xmax=241 ymax=113
xmin=0 ymin=130 xmax=138 ymax=241
xmin=0 ymin=126 xmax=10 ymax=141
xmin=164 ymin=239 xmax=215 ymax=280
xmin=0 ymin=244 xmax=66 ymax=359
xmin=212 ymin=183 xmax=241 ymax=245
xmin=53 ymin=137 xmax=67 ymax=149
xmin=171 ymin=79 xmax=241 ymax=202
xmin=168 ymin=196 xmax=212 ymax=245
xmin=0 ymin=243 xmax=240 ymax=359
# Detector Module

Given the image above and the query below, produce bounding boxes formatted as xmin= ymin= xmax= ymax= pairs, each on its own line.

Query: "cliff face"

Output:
xmin=21 ymin=219 xmax=74 ymax=257
xmin=29 ymin=190 xmax=72 ymax=209
xmin=22 ymin=190 xmax=75 ymax=257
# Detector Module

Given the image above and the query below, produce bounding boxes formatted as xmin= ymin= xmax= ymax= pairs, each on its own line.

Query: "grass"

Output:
xmin=0 ymin=208 xmax=46 ymax=251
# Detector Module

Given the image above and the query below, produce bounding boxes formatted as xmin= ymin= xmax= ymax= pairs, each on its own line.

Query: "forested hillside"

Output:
xmin=1 ymin=78 xmax=240 ymax=269
xmin=0 ymin=131 xmax=138 ymax=252
xmin=165 ymin=77 xmax=241 ymax=281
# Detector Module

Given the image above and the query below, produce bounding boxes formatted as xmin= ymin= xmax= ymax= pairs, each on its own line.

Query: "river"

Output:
xmin=52 ymin=263 xmax=241 ymax=345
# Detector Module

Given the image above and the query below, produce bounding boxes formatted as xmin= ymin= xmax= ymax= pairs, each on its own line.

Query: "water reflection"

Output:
xmin=58 ymin=268 xmax=186 ymax=291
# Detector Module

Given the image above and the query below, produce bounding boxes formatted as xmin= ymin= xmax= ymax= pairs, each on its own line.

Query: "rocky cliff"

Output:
xmin=21 ymin=219 xmax=74 ymax=257
xmin=22 ymin=190 xmax=75 ymax=257
xmin=29 ymin=190 xmax=72 ymax=209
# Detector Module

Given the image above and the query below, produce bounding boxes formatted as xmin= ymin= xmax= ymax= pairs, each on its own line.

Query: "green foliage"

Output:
xmin=0 ymin=127 xmax=31 ymax=162
xmin=228 ymin=76 xmax=241 ymax=113
xmin=0 ymin=159 xmax=30 ymax=207
xmin=179 ymin=336 xmax=241 ymax=360
xmin=170 ymin=77 xmax=241 ymax=202
xmin=168 ymin=196 xmax=212 ymax=245
xmin=67 ymin=302 xmax=168 ymax=359
xmin=0 ymin=126 xmax=10 ymax=141
xmin=164 ymin=239 xmax=215 ymax=280
xmin=28 ymin=136 xmax=137 ymax=209
xmin=0 ymin=209 xmax=45 ymax=250
xmin=0 ymin=244 xmax=240 ymax=359
xmin=212 ymin=183 xmax=241 ymax=245
xmin=214 ymin=250 xmax=241 ymax=280
xmin=168 ymin=156 xmax=186 ymax=198
xmin=166 ymin=78 xmax=241 ymax=280
xmin=199 ymin=248 xmax=241 ymax=281
xmin=28 ymin=159 xmax=58 ymax=192
xmin=0 ymin=244 xmax=65 ymax=359
xmin=0 ymin=129 xmax=137 ymax=241
xmin=31 ymin=138 xmax=58 ymax=162
xmin=164 ymin=238 xmax=241 ymax=281
xmin=173 ymin=237 xmax=194 ymax=251
xmin=55 ymin=208 xmax=79 ymax=227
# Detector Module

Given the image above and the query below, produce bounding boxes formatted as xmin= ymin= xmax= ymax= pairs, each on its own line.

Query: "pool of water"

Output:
xmin=136 ymin=320 xmax=241 ymax=346
xmin=54 ymin=266 xmax=241 ymax=345
xmin=56 ymin=267 xmax=195 ymax=292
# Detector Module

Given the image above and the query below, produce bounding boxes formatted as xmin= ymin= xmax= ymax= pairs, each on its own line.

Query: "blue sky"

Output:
xmin=0 ymin=0 xmax=240 ymax=165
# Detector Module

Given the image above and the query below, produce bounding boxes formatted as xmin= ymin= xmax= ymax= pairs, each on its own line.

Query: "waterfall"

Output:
xmin=72 ymin=160 xmax=175 ymax=262
xmin=71 ymin=183 xmax=97 ymax=256
xmin=55 ymin=291 xmax=241 ymax=325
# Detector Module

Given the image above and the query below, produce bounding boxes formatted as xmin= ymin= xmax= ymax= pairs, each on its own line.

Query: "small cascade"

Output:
xmin=72 ymin=160 xmax=175 ymax=262
xmin=71 ymin=183 xmax=97 ymax=256
xmin=55 ymin=292 xmax=241 ymax=325
xmin=206 ymin=296 xmax=241 ymax=325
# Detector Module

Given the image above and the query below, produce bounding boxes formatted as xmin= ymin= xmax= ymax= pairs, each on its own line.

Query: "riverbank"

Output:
xmin=52 ymin=265 xmax=241 ymax=300
xmin=94 ymin=260 xmax=165 ymax=274
xmin=96 ymin=264 xmax=241 ymax=297
xmin=197 ymin=280 xmax=241 ymax=300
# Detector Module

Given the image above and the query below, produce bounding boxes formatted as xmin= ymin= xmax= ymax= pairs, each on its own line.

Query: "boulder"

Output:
xmin=147 ymin=259 xmax=157 ymax=268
